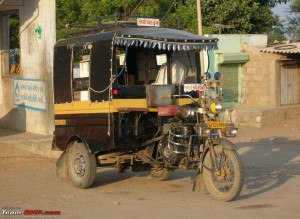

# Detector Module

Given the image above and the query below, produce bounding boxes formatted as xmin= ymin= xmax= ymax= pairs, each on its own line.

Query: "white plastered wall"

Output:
xmin=0 ymin=0 xmax=56 ymax=134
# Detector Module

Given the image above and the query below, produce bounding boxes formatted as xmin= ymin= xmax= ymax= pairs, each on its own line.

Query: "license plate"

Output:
xmin=207 ymin=121 xmax=225 ymax=129
xmin=55 ymin=120 xmax=66 ymax=126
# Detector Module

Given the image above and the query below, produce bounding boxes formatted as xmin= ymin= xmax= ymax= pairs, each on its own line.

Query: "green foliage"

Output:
xmin=56 ymin=0 xmax=287 ymax=39
xmin=56 ymin=0 xmax=85 ymax=39
xmin=286 ymin=0 xmax=300 ymax=39
xmin=9 ymin=15 xmax=20 ymax=49
xmin=262 ymin=0 xmax=288 ymax=6
xmin=133 ymin=0 xmax=170 ymax=17
xmin=172 ymin=0 xmax=279 ymax=35
xmin=169 ymin=1 xmax=198 ymax=33
xmin=267 ymin=24 xmax=287 ymax=43
xmin=56 ymin=0 xmax=176 ymax=39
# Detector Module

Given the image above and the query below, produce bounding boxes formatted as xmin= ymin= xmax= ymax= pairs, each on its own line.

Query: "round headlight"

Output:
xmin=210 ymin=101 xmax=222 ymax=114
xmin=210 ymin=102 xmax=216 ymax=114
xmin=215 ymin=101 xmax=223 ymax=111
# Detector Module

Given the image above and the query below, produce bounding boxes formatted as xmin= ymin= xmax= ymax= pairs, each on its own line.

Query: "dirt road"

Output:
xmin=0 ymin=118 xmax=299 ymax=219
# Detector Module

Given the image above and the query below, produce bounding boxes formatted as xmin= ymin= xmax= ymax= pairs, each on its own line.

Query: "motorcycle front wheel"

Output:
xmin=203 ymin=145 xmax=244 ymax=201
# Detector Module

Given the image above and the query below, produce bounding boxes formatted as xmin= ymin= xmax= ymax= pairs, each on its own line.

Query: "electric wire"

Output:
xmin=131 ymin=0 xmax=146 ymax=16
xmin=162 ymin=0 xmax=177 ymax=20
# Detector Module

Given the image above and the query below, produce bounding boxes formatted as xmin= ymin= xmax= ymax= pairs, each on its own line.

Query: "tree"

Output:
xmin=56 ymin=0 xmax=173 ymax=39
xmin=56 ymin=0 xmax=288 ymax=39
xmin=9 ymin=15 xmax=20 ymax=49
xmin=170 ymin=0 xmax=286 ymax=35
xmin=267 ymin=23 xmax=287 ymax=43
xmin=286 ymin=0 xmax=300 ymax=39
xmin=56 ymin=0 xmax=86 ymax=39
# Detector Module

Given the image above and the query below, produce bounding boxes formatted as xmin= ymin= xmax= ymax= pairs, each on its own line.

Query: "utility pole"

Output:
xmin=197 ymin=0 xmax=203 ymax=35
xmin=197 ymin=0 xmax=205 ymax=75
xmin=123 ymin=0 xmax=127 ymax=16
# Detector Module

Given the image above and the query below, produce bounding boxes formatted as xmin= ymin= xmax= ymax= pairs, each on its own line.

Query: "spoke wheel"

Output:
xmin=67 ymin=143 xmax=97 ymax=189
xmin=203 ymin=145 xmax=243 ymax=201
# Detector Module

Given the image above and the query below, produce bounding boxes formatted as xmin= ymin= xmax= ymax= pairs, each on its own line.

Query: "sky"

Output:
xmin=272 ymin=1 xmax=292 ymax=21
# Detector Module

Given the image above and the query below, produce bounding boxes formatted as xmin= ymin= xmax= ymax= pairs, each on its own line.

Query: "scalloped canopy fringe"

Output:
xmin=114 ymin=37 xmax=218 ymax=51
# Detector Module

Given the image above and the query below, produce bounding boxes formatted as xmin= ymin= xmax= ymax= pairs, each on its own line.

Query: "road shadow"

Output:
xmin=93 ymin=168 xmax=147 ymax=187
xmin=0 ymin=106 xmax=26 ymax=138
xmin=92 ymin=167 xmax=197 ymax=187
xmin=236 ymin=137 xmax=300 ymax=200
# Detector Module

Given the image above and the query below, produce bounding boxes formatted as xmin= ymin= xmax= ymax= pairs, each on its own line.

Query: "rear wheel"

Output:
xmin=202 ymin=145 xmax=243 ymax=201
xmin=149 ymin=167 xmax=174 ymax=181
xmin=67 ymin=142 xmax=97 ymax=189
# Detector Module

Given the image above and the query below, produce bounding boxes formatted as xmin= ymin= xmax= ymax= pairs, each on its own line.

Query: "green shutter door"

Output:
xmin=218 ymin=64 xmax=239 ymax=105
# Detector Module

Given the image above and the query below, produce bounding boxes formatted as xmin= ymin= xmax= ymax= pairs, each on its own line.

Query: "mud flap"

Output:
xmin=56 ymin=151 xmax=67 ymax=178
xmin=193 ymin=168 xmax=207 ymax=192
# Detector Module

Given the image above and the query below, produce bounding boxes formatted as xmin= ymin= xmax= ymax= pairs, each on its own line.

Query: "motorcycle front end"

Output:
xmin=159 ymin=72 xmax=244 ymax=201
xmin=195 ymin=72 xmax=244 ymax=201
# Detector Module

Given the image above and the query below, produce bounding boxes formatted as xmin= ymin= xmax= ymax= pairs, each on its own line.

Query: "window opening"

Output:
xmin=1 ymin=13 xmax=20 ymax=76
xmin=114 ymin=47 xmax=199 ymax=86
xmin=115 ymin=46 xmax=129 ymax=85
xmin=72 ymin=48 xmax=90 ymax=101
xmin=154 ymin=51 xmax=197 ymax=85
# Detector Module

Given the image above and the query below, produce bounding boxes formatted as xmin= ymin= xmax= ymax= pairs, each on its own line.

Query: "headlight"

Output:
xmin=215 ymin=101 xmax=223 ymax=111
xmin=225 ymin=127 xmax=238 ymax=137
xmin=210 ymin=101 xmax=223 ymax=114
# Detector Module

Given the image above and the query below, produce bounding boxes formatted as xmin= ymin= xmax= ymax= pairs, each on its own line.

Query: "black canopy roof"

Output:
xmin=55 ymin=27 xmax=218 ymax=51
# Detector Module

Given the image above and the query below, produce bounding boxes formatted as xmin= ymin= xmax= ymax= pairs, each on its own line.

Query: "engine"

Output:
xmin=159 ymin=71 xmax=236 ymax=166
xmin=160 ymin=125 xmax=196 ymax=165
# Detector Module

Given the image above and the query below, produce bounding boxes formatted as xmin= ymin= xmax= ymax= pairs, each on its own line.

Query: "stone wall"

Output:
xmin=241 ymin=44 xmax=283 ymax=107
xmin=236 ymin=105 xmax=300 ymax=128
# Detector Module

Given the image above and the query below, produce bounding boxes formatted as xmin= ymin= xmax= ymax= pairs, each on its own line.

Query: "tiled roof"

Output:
xmin=260 ymin=42 xmax=300 ymax=54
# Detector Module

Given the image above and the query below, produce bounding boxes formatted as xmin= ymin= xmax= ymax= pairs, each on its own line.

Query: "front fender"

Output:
xmin=57 ymin=136 xmax=93 ymax=178
xmin=65 ymin=135 xmax=92 ymax=153
xmin=212 ymin=138 xmax=236 ymax=150
xmin=199 ymin=138 xmax=236 ymax=174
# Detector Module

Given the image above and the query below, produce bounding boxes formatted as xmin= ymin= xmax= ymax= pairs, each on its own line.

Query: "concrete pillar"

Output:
xmin=0 ymin=0 xmax=56 ymax=135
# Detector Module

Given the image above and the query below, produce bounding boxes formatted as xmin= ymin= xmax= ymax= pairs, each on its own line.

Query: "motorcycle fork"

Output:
xmin=208 ymin=140 xmax=223 ymax=176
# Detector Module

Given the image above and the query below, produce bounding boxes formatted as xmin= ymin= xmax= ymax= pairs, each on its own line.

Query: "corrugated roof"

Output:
xmin=260 ymin=42 xmax=300 ymax=54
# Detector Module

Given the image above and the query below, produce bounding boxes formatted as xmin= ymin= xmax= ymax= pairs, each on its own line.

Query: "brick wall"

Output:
xmin=241 ymin=44 xmax=283 ymax=107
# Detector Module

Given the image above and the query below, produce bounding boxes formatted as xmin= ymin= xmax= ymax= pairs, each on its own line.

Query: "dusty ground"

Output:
xmin=0 ymin=117 xmax=300 ymax=219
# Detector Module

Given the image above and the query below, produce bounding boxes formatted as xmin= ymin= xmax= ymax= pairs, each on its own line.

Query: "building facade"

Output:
xmin=206 ymin=34 xmax=300 ymax=127
xmin=0 ymin=0 xmax=55 ymax=135
xmin=206 ymin=34 xmax=268 ymax=107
